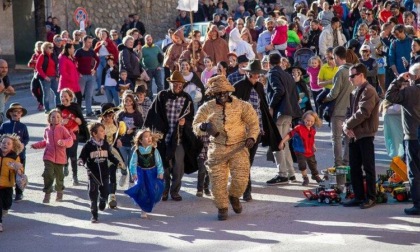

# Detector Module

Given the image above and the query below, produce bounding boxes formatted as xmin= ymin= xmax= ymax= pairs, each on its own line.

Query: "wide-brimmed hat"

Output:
xmin=166 ymin=70 xmax=186 ymax=83
xmin=99 ymin=103 xmax=119 ymax=118
xmin=6 ymin=103 xmax=27 ymax=119
xmin=205 ymin=75 xmax=235 ymax=95
xmin=242 ymin=59 xmax=267 ymax=74
xmin=287 ymin=62 xmax=307 ymax=76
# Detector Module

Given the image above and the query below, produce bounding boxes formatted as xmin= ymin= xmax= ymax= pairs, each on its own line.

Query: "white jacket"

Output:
xmin=318 ymin=25 xmax=347 ymax=57
xmin=228 ymin=28 xmax=255 ymax=60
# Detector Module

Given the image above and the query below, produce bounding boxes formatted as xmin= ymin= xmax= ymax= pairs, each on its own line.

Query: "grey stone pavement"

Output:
xmin=1 ymin=76 xmax=419 ymax=251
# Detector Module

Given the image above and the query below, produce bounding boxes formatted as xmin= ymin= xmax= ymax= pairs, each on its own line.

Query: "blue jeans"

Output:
xmin=96 ymin=56 xmax=107 ymax=90
xmin=119 ymin=146 xmax=133 ymax=168
xmin=105 ymin=86 xmax=119 ymax=106
xmin=146 ymin=68 xmax=164 ymax=99
xmin=79 ymin=75 xmax=96 ymax=114
xmin=40 ymin=77 xmax=59 ymax=111
xmin=405 ymin=139 xmax=420 ymax=208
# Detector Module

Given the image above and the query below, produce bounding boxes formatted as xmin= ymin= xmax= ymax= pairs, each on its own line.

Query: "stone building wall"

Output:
xmin=0 ymin=7 xmax=15 ymax=65
xmin=51 ymin=0 xmax=291 ymax=40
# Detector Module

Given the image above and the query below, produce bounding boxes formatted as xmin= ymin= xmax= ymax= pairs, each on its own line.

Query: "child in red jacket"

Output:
xmin=31 ymin=109 xmax=73 ymax=203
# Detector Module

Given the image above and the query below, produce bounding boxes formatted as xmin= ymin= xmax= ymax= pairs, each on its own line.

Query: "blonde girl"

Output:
xmin=279 ymin=111 xmax=323 ymax=186
xmin=125 ymin=128 xmax=164 ymax=219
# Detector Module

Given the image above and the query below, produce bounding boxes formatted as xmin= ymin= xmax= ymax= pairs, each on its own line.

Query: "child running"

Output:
xmin=278 ymin=111 xmax=323 ymax=186
xmin=0 ymin=134 xmax=24 ymax=232
xmin=31 ymin=109 xmax=73 ymax=203
xmin=78 ymin=122 xmax=121 ymax=223
xmin=125 ymin=128 xmax=164 ymax=219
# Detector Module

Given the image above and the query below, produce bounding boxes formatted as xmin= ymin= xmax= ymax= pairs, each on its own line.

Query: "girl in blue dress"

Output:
xmin=125 ymin=128 xmax=164 ymax=219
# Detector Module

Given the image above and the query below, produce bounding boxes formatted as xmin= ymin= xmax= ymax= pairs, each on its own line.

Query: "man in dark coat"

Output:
xmin=233 ymin=59 xmax=282 ymax=201
xmin=144 ymin=71 xmax=201 ymax=202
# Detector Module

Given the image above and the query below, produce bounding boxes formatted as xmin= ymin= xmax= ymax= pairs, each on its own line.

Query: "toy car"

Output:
xmin=317 ymin=189 xmax=341 ymax=204
xmin=392 ymin=187 xmax=410 ymax=202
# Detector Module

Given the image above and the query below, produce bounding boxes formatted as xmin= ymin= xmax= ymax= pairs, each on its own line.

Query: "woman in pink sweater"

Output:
xmin=31 ymin=109 xmax=73 ymax=204
xmin=58 ymin=43 xmax=81 ymax=106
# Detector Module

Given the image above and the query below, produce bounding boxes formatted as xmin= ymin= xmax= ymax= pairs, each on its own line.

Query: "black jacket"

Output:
xmin=233 ymin=78 xmax=282 ymax=161
xmin=144 ymin=89 xmax=202 ymax=173
xmin=56 ymin=102 xmax=89 ymax=142
xmin=101 ymin=65 xmax=119 ymax=87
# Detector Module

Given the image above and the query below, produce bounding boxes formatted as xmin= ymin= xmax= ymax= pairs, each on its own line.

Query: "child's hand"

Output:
xmin=314 ymin=146 xmax=317 ymax=152
xmin=157 ymin=174 xmax=163 ymax=180
xmin=57 ymin=139 xmax=64 ymax=146
xmin=132 ymin=174 xmax=138 ymax=181
xmin=278 ymin=142 xmax=285 ymax=151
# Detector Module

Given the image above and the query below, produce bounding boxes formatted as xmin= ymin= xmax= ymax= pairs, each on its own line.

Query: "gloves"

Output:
xmin=200 ymin=122 xmax=219 ymax=137
xmin=245 ymin=138 xmax=255 ymax=149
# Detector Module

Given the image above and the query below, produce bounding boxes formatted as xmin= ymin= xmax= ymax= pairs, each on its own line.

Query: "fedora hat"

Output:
xmin=242 ymin=59 xmax=267 ymax=74
xmin=166 ymin=70 xmax=186 ymax=83
xmin=287 ymin=62 xmax=307 ymax=76
xmin=237 ymin=54 xmax=249 ymax=64
xmin=6 ymin=103 xmax=27 ymax=119
xmin=99 ymin=103 xmax=120 ymax=118
xmin=205 ymin=75 xmax=235 ymax=96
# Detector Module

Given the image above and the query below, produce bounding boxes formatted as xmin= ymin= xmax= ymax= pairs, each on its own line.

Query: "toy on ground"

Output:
xmin=392 ymin=182 xmax=411 ymax=202
xmin=390 ymin=156 xmax=408 ymax=182
xmin=303 ymin=183 xmax=342 ymax=204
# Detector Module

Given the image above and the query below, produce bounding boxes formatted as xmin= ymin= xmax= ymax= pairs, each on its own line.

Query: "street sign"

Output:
xmin=73 ymin=7 xmax=88 ymax=26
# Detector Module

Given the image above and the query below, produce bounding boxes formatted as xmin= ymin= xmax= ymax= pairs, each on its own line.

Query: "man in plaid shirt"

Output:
xmin=144 ymin=71 xmax=200 ymax=202
xmin=233 ymin=59 xmax=282 ymax=202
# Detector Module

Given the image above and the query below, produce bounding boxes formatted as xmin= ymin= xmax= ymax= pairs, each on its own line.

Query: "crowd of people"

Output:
xmin=1 ymin=0 xmax=420 ymax=232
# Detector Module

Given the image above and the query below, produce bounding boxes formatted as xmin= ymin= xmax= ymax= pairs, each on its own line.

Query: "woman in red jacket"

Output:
xmin=28 ymin=41 xmax=44 ymax=111
xmin=58 ymin=43 xmax=82 ymax=106
xmin=35 ymin=42 xmax=60 ymax=113
xmin=94 ymin=29 xmax=119 ymax=94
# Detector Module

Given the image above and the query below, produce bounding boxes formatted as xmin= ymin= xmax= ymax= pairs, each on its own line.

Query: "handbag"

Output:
xmin=16 ymin=173 xmax=28 ymax=191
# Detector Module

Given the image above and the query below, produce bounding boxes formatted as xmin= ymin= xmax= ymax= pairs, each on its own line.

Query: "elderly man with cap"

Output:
xmin=232 ymin=60 xmax=282 ymax=201
xmin=193 ymin=75 xmax=259 ymax=220
xmin=144 ymin=71 xmax=200 ymax=202
xmin=203 ymin=25 xmax=229 ymax=64
xmin=227 ymin=55 xmax=249 ymax=84
xmin=0 ymin=59 xmax=16 ymax=124
xmin=256 ymin=17 xmax=276 ymax=58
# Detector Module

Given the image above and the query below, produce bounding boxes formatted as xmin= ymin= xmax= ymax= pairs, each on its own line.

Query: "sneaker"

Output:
xmin=342 ymin=198 xmax=363 ymax=207
xmin=162 ymin=191 xmax=169 ymax=201
xmin=266 ymin=175 xmax=289 ymax=185
xmin=204 ymin=188 xmax=212 ymax=196
xmin=302 ymin=176 xmax=309 ymax=186
xmin=2 ymin=209 xmax=8 ymax=217
xmin=218 ymin=208 xmax=228 ymax=221
xmin=196 ymin=191 xmax=203 ymax=197
xmin=360 ymin=199 xmax=376 ymax=209
xmin=311 ymin=175 xmax=323 ymax=183
xmin=99 ymin=200 xmax=106 ymax=211
xmin=404 ymin=206 xmax=420 ymax=215
xmin=243 ymin=193 xmax=252 ymax=202
xmin=289 ymin=176 xmax=297 ymax=182
xmin=141 ymin=211 xmax=148 ymax=219
xmin=43 ymin=193 xmax=51 ymax=204
xmin=91 ymin=216 xmax=98 ymax=223
xmin=0 ymin=223 xmax=3 ymax=232
xmin=73 ymin=177 xmax=80 ymax=186
xmin=14 ymin=194 xmax=23 ymax=202
xmin=171 ymin=192 xmax=183 ymax=201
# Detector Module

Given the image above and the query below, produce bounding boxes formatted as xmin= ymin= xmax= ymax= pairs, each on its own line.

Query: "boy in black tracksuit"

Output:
xmin=78 ymin=122 xmax=121 ymax=223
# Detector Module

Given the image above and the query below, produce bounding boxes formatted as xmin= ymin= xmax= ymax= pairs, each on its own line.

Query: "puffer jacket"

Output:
xmin=345 ymin=82 xmax=380 ymax=140
xmin=318 ymin=24 xmax=347 ymax=57
xmin=193 ymin=96 xmax=260 ymax=145
xmin=118 ymin=45 xmax=140 ymax=79
xmin=32 ymin=124 xmax=73 ymax=165
xmin=0 ymin=152 xmax=20 ymax=188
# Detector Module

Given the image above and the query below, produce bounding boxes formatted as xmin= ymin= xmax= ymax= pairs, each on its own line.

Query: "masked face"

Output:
xmin=215 ymin=91 xmax=230 ymax=105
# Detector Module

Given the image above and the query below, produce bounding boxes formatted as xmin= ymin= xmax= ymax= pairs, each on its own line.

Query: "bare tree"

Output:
xmin=34 ymin=0 xmax=46 ymax=41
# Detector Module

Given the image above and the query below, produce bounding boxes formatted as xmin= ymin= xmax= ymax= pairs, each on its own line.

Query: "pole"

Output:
xmin=189 ymin=0 xmax=195 ymax=67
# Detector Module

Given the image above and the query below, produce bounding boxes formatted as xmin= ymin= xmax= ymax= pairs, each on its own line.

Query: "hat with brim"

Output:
xmin=99 ymin=103 xmax=120 ymax=118
xmin=287 ymin=62 xmax=307 ymax=76
xmin=205 ymin=75 xmax=235 ymax=96
xmin=242 ymin=59 xmax=267 ymax=74
xmin=166 ymin=70 xmax=186 ymax=83
xmin=237 ymin=54 xmax=249 ymax=64
xmin=6 ymin=103 xmax=27 ymax=119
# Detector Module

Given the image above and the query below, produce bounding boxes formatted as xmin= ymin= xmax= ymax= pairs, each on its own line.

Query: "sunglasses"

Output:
xmin=366 ymin=13 xmax=372 ymax=16
xmin=349 ymin=73 xmax=361 ymax=79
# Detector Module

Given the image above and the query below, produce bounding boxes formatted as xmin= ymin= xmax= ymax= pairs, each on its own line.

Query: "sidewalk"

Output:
xmin=7 ymin=65 xmax=33 ymax=90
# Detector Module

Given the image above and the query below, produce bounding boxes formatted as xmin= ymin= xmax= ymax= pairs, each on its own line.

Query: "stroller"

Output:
xmin=293 ymin=48 xmax=316 ymax=70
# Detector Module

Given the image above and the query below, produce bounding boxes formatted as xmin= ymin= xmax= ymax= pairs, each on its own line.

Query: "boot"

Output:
xmin=56 ymin=191 xmax=63 ymax=202
xmin=108 ymin=194 xmax=117 ymax=209
xmin=218 ymin=208 xmax=228 ymax=221
xmin=43 ymin=193 xmax=51 ymax=203
xmin=229 ymin=196 xmax=243 ymax=214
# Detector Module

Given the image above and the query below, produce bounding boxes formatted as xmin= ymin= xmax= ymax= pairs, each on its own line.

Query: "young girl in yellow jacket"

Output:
xmin=0 ymin=134 xmax=24 ymax=232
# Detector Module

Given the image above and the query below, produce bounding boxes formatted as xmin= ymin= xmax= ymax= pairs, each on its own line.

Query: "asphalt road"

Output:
xmin=1 ymin=87 xmax=419 ymax=252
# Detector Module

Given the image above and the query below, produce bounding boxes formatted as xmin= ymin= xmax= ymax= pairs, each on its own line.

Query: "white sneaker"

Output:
xmin=0 ymin=223 xmax=3 ymax=232
xmin=141 ymin=211 xmax=148 ymax=219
